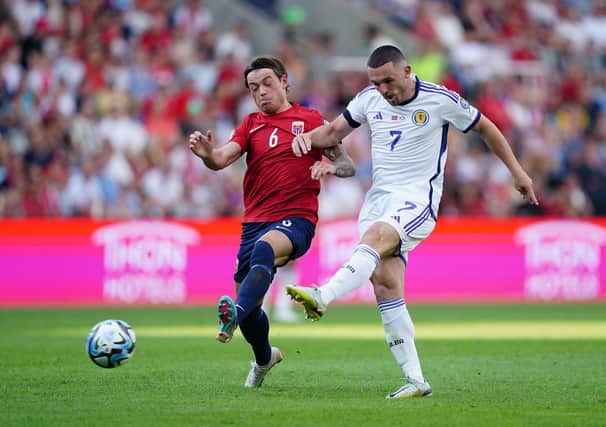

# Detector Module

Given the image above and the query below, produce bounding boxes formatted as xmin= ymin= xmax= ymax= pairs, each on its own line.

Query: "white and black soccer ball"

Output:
xmin=86 ymin=319 xmax=136 ymax=368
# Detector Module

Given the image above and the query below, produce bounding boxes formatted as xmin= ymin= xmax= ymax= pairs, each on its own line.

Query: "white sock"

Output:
xmin=278 ymin=263 xmax=297 ymax=286
xmin=275 ymin=286 xmax=293 ymax=312
xmin=320 ymin=244 xmax=380 ymax=305
xmin=378 ymin=299 xmax=424 ymax=383
xmin=276 ymin=264 xmax=297 ymax=312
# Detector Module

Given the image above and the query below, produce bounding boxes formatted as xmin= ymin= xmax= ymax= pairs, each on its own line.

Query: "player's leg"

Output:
xmin=235 ymin=235 xmax=283 ymax=320
xmin=217 ymin=223 xmax=263 ymax=344
xmin=371 ymin=256 xmax=431 ymax=399
xmin=236 ymin=218 xmax=312 ymax=329
xmin=235 ymin=230 xmax=289 ymax=387
xmin=287 ymin=191 xmax=400 ymax=319
xmin=239 ymin=217 xmax=316 ymax=386
xmin=321 ymin=221 xmax=399 ymax=303
xmin=286 ymin=221 xmax=399 ymax=320
xmin=236 ymin=229 xmax=291 ymax=364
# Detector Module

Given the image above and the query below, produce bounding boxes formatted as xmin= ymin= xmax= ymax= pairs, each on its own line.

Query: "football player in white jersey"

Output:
xmin=286 ymin=45 xmax=539 ymax=399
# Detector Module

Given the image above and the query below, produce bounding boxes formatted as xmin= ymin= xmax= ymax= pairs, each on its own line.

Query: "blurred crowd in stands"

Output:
xmin=0 ymin=0 xmax=604 ymax=220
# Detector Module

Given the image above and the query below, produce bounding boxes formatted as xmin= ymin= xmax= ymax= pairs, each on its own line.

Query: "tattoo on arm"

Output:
xmin=334 ymin=163 xmax=356 ymax=177
xmin=323 ymin=145 xmax=340 ymax=161
xmin=324 ymin=144 xmax=356 ymax=178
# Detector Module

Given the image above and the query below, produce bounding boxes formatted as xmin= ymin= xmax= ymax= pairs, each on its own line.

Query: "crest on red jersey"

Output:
xmin=291 ymin=121 xmax=305 ymax=135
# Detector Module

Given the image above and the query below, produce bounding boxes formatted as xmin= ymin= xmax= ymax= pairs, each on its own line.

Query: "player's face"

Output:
xmin=246 ymin=68 xmax=289 ymax=115
xmin=368 ymin=61 xmax=413 ymax=106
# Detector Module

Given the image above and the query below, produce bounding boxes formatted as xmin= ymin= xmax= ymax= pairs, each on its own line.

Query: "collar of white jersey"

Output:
xmin=398 ymin=74 xmax=420 ymax=106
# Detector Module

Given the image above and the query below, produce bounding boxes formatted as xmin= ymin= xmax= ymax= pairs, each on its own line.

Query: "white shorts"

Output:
xmin=358 ymin=190 xmax=436 ymax=262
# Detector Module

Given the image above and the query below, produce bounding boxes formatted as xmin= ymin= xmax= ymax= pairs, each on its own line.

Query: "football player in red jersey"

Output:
xmin=188 ymin=55 xmax=356 ymax=388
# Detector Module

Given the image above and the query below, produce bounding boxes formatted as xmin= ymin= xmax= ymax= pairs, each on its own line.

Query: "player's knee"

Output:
xmin=362 ymin=223 xmax=400 ymax=257
xmin=250 ymin=240 xmax=275 ymax=278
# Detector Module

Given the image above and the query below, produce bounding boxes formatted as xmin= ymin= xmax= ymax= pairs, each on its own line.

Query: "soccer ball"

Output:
xmin=86 ymin=319 xmax=136 ymax=368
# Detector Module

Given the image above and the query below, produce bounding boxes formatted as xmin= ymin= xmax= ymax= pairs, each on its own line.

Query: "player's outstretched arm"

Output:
xmin=310 ymin=144 xmax=356 ymax=179
xmin=293 ymin=115 xmax=353 ymax=157
xmin=188 ymin=130 xmax=242 ymax=170
xmin=472 ymin=115 xmax=539 ymax=205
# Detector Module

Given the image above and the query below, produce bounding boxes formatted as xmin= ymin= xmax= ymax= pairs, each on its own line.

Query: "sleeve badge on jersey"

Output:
xmin=292 ymin=121 xmax=305 ymax=135
xmin=412 ymin=110 xmax=429 ymax=127
xmin=459 ymin=97 xmax=470 ymax=110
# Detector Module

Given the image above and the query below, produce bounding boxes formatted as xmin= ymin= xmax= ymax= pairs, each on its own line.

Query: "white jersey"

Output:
xmin=345 ymin=76 xmax=480 ymax=219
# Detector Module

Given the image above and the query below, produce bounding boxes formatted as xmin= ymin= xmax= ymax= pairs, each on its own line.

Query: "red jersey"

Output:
xmin=230 ymin=104 xmax=324 ymax=224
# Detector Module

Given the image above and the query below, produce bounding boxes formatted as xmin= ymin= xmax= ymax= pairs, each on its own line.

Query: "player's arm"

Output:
xmin=311 ymin=144 xmax=357 ymax=180
xmin=472 ymin=115 xmax=539 ymax=205
xmin=188 ymin=130 xmax=242 ymax=170
xmin=293 ymin=115 xmax=353 ymax=157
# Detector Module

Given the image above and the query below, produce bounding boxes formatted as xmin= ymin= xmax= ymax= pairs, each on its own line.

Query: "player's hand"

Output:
xmin=513 ymin=171 xmax=539 ymax=205
xmin=292 ymin=132 xmax=312 ymax=157
xmin=188 ymin=130 xmax=214 ymax=158
xmin=310 ymin=161 xmax=336 ymax=180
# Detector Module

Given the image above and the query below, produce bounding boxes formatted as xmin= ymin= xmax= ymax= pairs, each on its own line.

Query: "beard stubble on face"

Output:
xmin=389 ymin=76 xmax=413 ymax=105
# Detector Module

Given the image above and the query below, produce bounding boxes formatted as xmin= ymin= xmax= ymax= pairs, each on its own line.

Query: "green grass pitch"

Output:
xmin=1 ymin=303 xmax=605 ymax=426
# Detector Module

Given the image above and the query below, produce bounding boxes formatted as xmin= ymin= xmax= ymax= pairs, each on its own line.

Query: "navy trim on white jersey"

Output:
xmin=404 ymin=206 xmax=431 ymax=234
xmin=418 ymin=83 xmax=459 ymax=103
xmin=463 ymin=111 xmax=481 ymax=133
xmin=428 ymin=124 xmax=449 ymax=219
xmin=343 ymin=109 xmax=361 ymax=128
xmin=398 ymin=77 xmax=420 ymax=106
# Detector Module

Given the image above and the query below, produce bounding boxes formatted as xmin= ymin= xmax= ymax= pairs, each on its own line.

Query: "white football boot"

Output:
xmin=244 ymin=347 xmax=283 ymax=388
xmin=284 ymin=285 xmax=327 ymax=321
xmin=387 ymin=377 xmax=433 ymax=399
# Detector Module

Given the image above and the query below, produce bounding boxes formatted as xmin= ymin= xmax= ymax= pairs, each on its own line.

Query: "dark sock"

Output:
xmin=235 ymin=240 xmax=275 ymax=323
xmin=239 ymin=305 xmax=271 ymax=365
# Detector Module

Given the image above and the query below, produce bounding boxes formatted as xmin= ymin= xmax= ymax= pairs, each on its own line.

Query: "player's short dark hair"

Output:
xmin=244 ymin=55 xmax=288 ymax=88
xmin=367 ymin=45 xmax=406 ymax=68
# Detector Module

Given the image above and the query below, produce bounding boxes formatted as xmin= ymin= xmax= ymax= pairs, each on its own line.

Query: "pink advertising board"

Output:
xmin=0 ymin=218 xmax=605 ymax=306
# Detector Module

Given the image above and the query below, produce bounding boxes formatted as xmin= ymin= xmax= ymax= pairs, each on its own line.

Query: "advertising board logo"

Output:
xmin=92 ymin=221 xmax=200 ymax=304
xmin=514 ymin=220 xmax=606 ymax=301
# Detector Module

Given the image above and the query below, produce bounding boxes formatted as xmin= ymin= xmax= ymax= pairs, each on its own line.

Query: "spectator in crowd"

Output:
xmin=0 ymin=0 xmax=603 ymax=219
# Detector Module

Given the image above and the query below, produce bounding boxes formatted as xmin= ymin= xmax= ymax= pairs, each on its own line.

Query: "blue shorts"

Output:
xmin=234 ymin=217 xmax=316 ymax=283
